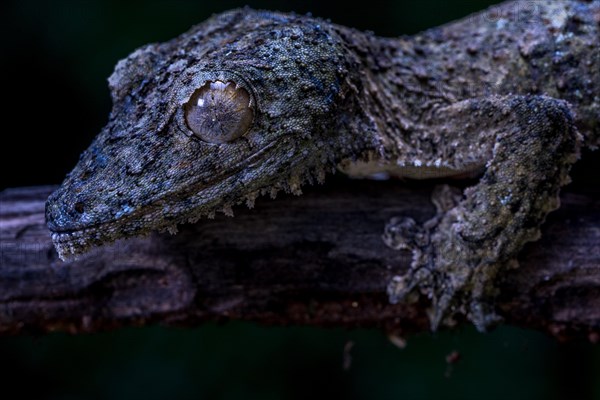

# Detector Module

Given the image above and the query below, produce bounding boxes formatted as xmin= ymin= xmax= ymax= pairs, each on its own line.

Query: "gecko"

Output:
xmin=45 ymin=0 xmax=599 ymax=331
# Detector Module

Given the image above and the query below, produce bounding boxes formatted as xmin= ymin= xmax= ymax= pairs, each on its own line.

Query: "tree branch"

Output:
xmin=1 ymin=180 xmax=599 ymax=339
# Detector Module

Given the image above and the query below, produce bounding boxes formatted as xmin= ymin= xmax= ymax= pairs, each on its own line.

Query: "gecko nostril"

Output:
xmin=74 ymin=202 xmax=85 ymax=214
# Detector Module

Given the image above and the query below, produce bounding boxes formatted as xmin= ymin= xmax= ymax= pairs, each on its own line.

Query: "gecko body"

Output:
xmin=46 ymin=1 xmax=599 ymax=329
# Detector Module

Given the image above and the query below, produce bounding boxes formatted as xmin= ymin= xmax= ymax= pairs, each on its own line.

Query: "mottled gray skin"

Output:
xmin=46 ymin=1 xmax=599 ymax=330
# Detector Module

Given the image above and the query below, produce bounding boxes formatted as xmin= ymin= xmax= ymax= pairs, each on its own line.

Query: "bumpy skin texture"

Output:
xmin=46 ymin=1 xmax=599 ymax=330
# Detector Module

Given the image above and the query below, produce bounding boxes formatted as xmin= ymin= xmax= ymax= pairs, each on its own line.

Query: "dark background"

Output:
xmin=1 ymin=1 xmax=599 ymax=399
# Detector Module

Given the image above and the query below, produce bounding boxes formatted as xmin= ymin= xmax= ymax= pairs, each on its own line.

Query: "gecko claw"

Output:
xmin=429 ymin=291 xmax=454 ymax=331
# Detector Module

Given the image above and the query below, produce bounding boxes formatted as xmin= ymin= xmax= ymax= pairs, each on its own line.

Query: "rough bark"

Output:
xmin=1 ymin=179 xmax=599 ymax=340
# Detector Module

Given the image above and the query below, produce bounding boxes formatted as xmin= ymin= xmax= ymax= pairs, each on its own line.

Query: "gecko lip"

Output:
xmin=48 ymin=167 xmax=232 ymax=237
xmin=47 ymin=169 xmax=226 ymax=258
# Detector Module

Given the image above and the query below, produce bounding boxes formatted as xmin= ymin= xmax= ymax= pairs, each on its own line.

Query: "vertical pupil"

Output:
xmin=184 ymin=80 xmax=254 ymax=144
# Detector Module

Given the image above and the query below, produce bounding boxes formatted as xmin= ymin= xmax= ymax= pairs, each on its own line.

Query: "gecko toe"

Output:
xmin=383 ymin=216 xmax=429 ymax=250
xmin=429 ymin=291 xmax=455 ymax=331
xmin=387 ymin=267 xmax=431 ymax=304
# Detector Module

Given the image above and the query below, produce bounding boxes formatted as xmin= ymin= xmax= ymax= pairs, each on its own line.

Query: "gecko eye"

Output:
xmin=184 ymin=80 xmax=254 ymax=143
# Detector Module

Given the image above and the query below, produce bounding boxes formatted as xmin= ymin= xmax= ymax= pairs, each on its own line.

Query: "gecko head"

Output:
xmin=46 ymin=8 xmax=369 ymax=259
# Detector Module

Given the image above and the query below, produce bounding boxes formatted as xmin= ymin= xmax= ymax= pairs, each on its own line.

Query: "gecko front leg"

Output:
xmin=383 ymin=95 xmax=580 ymax=331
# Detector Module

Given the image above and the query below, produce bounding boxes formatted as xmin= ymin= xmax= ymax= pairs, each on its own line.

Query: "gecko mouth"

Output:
xmin=48 ymin=137 xmax=319 ymax=260
xmin=48 ymin=165 xmax=243 ymax=260
xmin=48 ymin=177 xmax=231 ymax=260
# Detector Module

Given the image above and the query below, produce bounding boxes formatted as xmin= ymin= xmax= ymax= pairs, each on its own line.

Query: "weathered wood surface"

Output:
xmin=1 ymin=180 xmax=599 ymax=339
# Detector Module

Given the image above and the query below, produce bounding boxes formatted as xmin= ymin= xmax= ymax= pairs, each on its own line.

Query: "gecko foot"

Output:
xmin=383 ymin=185 xmax=503 ymax=331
